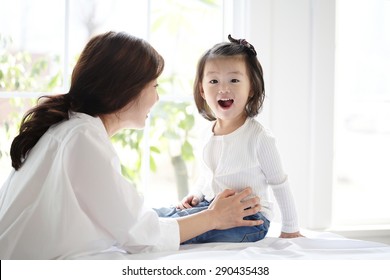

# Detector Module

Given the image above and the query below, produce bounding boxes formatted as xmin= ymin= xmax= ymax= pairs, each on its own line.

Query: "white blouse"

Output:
xmin=0 ymin=112 xmax=179 ymax=259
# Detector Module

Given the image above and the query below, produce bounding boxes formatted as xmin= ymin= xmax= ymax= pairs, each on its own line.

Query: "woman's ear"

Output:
xmin=200 ymin=86 xmax=206 ymax=99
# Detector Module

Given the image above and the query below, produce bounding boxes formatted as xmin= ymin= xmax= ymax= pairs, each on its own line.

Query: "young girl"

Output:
xmin=0 ymin=31 xmax=262 ymax=259
xmin=155 ymin=35 xmax=302 ymax=243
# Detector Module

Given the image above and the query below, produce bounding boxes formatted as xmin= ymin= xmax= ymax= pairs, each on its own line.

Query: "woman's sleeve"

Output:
xmin=63 ymin=126 xmax=180 ymax=253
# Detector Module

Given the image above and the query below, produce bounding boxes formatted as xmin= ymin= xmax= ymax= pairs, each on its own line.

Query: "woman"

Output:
xmin=0 ymin=31 xmax=261 ymax=259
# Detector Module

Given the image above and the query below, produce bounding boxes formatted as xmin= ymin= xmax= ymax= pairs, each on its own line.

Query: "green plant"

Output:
xmin=0 ymin=34 xmax=62 ymax=162
xmin=0 ymin=35 xmax=61 ymax=92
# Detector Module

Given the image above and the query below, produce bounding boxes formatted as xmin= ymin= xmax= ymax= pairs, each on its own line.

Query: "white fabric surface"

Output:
xmin=79 ymin=224 xmax=390 ymax=260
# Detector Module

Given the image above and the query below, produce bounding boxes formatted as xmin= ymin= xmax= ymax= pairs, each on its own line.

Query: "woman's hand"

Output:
xmin=176 ymin=187 xmax=262 ymax=243
xmin=208 ymin=187 xmax=263 ymax=230
xmin=279 ymin=231 xmax=304 ymax=238
xmin=177 ymin=195 xmax=199 ymax=210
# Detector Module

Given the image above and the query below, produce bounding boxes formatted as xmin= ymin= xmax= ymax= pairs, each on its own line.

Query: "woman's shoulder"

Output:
xmin=69 ymin=112 xmax=103 ymax=128
xmin=47 ymin=112 xmax=107 ymax=143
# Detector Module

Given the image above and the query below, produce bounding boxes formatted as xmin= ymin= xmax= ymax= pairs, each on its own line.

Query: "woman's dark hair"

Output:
xmin=194 ymin=35 xmax=265 ymax=121
xmin=10 ymin=31 xmax=164 ymax=170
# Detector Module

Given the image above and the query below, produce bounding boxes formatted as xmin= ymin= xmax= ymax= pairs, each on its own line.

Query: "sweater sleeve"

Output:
xmin=257 ymin=130 xmax=300 ymax=233
xmin=189 ymin=175 xmax=206 ymax=201
xmin=270 ymin=179 xmax=300 ymax=233
xmin=187 ymin=124 xmax=212 ymax=201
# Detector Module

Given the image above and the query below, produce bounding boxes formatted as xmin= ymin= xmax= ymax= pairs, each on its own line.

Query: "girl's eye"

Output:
xmin=231 ymin=79 xmax=240 ymax=83
xmin=154 ymin=84 xmax=159 ymax=88
xmin=209 ymin=80 xmax=218 ymax=84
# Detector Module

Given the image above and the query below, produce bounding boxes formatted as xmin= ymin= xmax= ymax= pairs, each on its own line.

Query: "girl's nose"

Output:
xmin=218 ymin=89 xmax=230 ymax=94
xmin=218 ymin=85 xmax=230 ymax=94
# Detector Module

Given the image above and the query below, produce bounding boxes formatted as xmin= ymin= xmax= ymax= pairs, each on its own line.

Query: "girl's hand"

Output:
xmin=177 ymin=195 xmax=200 ymax=209
xmin=279 ymin=231 xmax=304 ymax=238
xmin=208 ymin=187 xmax=263 ymax=230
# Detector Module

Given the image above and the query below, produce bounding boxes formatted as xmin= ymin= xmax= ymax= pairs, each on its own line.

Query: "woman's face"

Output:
xmin=122 ymin=79 xmax=160 ymax=129
xmin=100 ymin=80 xmax=159 ymax=136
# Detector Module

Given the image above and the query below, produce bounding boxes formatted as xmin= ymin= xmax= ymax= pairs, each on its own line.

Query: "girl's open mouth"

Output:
xmin=218 ymin=98 xmax=234 ymax=109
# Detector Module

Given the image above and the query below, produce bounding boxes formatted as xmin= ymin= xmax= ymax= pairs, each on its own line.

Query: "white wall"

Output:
xmin=231 ymin=0 xmax=336 ymax=230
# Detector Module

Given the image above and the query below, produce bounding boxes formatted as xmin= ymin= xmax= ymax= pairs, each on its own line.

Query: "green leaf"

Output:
xmin=150 ymin=155 xmax=157 ymax=172
xmin=121 ymin=165 xmax=134 ymax=181
xmin=181 ymin=140 xmax=194 ymax=161
xmin=150 ymin=146 xmax=161 ymax=154
xmin=179 ymin=114 xmax=195 ymax=130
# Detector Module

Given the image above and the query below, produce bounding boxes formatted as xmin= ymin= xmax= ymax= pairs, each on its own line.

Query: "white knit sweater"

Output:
xmin=191 ymin=117 xmax=299 ymax=233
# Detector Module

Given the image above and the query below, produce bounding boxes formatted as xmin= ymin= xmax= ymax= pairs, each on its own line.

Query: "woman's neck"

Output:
xmin=99 ymin=114 xmax=121 ymax=137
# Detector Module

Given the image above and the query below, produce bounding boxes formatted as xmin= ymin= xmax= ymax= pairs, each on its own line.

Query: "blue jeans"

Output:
xmin=153 ymin=200 xmax=270 ymax=244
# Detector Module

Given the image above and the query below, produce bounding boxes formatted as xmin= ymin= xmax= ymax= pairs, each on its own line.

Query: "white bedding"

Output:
xmin=4 ymin=229 xmax=389 ymax=280
xmin=82 ymin=225 xmax=390 ymax=260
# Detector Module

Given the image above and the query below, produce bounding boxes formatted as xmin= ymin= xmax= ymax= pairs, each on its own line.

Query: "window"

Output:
xmin=0 ymin=0 xmax=225 ymax=207
xmin=333 ymin=0 xmax=390 ymax=226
